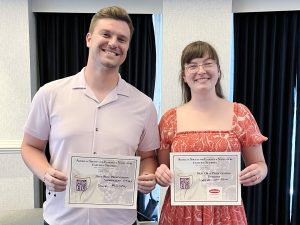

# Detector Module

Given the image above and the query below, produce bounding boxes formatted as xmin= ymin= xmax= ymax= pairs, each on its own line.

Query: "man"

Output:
xmin=21 ymin=6 xmax=159 ymax=225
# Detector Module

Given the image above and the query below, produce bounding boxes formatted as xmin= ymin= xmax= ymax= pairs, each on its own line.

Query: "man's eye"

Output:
xmin=118 ymin=38 xmax=126 ymax=43
xmin=102 ymin=33 xmax=110 ymax=37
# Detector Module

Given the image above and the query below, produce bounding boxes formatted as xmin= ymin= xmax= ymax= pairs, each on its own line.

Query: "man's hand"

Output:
xmin=43 ymin=167 xmax=68 ymax=192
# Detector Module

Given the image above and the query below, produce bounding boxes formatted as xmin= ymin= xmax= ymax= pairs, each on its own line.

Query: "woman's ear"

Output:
xmin=218 ymin=65 xmax=221 ymax=77
xmin=182 ymin=73 xmax=187 ymax=83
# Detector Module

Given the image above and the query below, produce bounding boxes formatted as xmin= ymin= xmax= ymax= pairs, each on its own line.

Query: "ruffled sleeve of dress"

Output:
xmin=233 ymin=103 xmax=268 ymax=148
xmin=159 ymin=108 xmax=177 ymax=150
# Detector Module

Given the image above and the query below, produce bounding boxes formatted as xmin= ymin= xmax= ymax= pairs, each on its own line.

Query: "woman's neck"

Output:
xmin=187 ymin=91 xmax=222 ymax=110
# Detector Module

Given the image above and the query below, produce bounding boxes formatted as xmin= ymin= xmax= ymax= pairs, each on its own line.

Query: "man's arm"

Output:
xmin=21 ymin=132 xmax=67 ymax=191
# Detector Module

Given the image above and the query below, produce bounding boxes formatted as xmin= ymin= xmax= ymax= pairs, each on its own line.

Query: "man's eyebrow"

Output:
xmin=98 ymin=29 xmax=110 ymax=33
xmin=99 ymin=29 xmax=129 ymax=40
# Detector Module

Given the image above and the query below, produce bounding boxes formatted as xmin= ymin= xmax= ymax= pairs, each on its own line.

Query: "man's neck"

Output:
xmin=84 ymin=65 xmax=120 ymax=101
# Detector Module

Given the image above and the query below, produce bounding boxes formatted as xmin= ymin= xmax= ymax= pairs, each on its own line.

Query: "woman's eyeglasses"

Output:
xmin=185 ymin=61 xmax=216 ymax=73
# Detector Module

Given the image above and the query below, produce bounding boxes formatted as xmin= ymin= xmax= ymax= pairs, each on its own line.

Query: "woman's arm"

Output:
xmin=240 ymin=144 xmax=268 ymax=186
xmin=155 ymin=149 xmax=173 ymax=187
xmin=136 ymin=149 xmax=158 ymax=194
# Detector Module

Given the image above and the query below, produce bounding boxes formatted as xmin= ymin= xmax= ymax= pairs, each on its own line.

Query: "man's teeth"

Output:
xmin=105 ymin=50 xmax=117 ymax=56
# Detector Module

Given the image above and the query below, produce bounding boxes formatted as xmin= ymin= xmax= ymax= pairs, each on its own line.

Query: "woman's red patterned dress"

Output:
xmin=158 ymin=103 xmax=267 ymax=225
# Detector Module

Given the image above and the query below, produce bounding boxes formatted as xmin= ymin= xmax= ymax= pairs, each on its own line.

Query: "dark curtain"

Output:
xmin=36 ymin=13 xmax=91 ymax=84
xmin=35 ymin=13 xmax=157 ymax=213
xmin=234 ymin=11 xmax=300 ymax=225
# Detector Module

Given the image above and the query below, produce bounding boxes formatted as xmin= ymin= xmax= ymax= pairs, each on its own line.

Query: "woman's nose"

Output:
xmin=196 ymin=64 xmax=206 ymax=73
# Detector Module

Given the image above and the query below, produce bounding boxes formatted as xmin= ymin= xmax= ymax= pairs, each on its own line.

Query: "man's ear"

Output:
xmin=86 ymin=33 xmax=92 ymax=48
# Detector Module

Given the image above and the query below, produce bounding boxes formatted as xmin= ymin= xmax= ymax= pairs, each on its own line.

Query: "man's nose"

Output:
xmin=108 ymin=37 xmax=117 ymax=47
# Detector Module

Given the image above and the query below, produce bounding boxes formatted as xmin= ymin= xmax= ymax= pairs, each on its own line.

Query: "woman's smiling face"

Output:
xmin=183 ymin=56 xmax=219 ymax=93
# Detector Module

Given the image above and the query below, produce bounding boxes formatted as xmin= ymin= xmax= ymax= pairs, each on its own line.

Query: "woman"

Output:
xmin=155 ymin=41 xmax=268 ymax=225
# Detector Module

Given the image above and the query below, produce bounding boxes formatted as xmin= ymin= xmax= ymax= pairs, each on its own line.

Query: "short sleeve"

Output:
xmin=233 ymin=103 xmax=268 ymax=147
xmin=158 ymin=108 xmax=177 ymax=150
xmin=138 ymin=101 xmax=160 ymax=151
xmin=23 ymin=86 xmax=51 ymax=140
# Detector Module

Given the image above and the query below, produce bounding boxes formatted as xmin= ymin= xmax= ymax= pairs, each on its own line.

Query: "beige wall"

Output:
xmin=30 ymin=0 xmax=162 ymax=13
xmin=232 ymin=0 xmax=300 ymax=12
xmin=0 ymin=0 xmax=34 ymax=210
xmin=0 ymin=0 xmax=31 ymax=141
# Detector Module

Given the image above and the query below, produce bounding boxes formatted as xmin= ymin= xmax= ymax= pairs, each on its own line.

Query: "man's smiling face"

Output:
xmin=86 ymin=18 xmax=131 ymax=69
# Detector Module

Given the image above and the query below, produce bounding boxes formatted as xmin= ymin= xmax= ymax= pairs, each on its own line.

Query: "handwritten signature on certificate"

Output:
xmin=170 ymin=152 xmax=241 ymax=206
xmin=65 ymin=153 xmax=140 ymax=209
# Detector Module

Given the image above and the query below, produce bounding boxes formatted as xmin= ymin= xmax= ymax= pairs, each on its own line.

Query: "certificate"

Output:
xmin=65 ymin=153 xmax=140 ymax=209
xmin=170 ymin=152 xmax=241 ymax=206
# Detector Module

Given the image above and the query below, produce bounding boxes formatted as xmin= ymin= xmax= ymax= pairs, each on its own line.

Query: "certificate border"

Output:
xmin=65 ymin=154 xmax=140 ymax=209
xmin=170 ymin=152 xmax=241 ymax=206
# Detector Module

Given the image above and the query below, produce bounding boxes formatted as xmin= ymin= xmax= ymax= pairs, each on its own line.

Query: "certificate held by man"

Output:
xmin=170 ymin=152 xmax=241 ymax=206
xmin=65 ymin=153 xmax=140 ymax=209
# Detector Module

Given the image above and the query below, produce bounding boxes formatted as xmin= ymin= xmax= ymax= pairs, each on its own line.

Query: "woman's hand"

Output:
xmin=240 ymin=162 xmax=268 ymax=186
xmin=138 ymin=173 xmax=156 ymax=194
xmin=155 ymin=164 xmax=173 ymax=187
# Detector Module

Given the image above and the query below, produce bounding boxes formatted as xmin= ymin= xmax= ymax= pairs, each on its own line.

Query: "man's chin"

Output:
xmin=101 ymin=62 xmax=119 ymax=69
xmin=99 ymin=57 xmax=125 ymax=69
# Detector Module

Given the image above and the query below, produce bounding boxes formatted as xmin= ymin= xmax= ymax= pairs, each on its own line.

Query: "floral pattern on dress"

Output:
xmin=158 ymin=103 xmax=267 ymax=225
